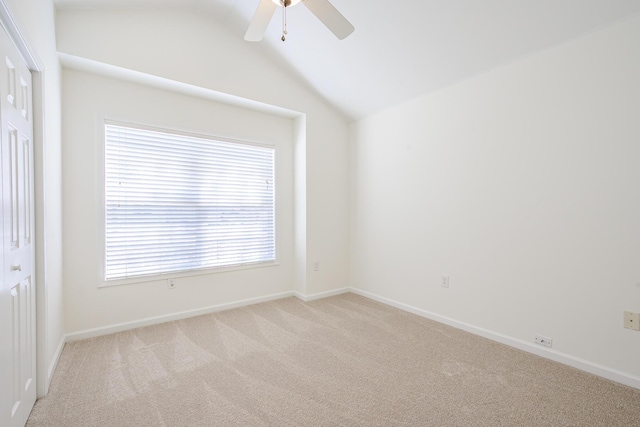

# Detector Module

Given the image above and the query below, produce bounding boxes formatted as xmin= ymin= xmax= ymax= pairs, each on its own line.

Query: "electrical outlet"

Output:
xmin=534 ymin=334 xmax=552 ymax=348
xmin=441 ymin=275 xmax=449 ymax=288
xmin=167 ymin=279 xmax=176 ymax=289
xmin=623 ymin=311 xmax=640 ymax=331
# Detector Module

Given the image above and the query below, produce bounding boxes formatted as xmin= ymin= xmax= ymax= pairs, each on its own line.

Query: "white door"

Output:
xmin=0 ymin=22 xmax=36 ymax=427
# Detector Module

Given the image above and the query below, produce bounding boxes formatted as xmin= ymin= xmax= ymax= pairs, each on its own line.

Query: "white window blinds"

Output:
xmin=104 ymin=123 xmax=275 ymax=281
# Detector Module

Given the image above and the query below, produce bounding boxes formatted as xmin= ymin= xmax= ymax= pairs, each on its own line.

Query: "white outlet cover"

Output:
xmin=623 ymin=311 xmax=640 ymax=331
xmin=534 ymin=334 xmax=552 ymax=348
xmin=441 ymin=276 xmax=449 ymax=288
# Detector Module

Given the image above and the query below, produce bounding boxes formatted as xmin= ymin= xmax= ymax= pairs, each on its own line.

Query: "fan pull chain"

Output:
xmin=281 ymin=2 xmax=288 ymax=41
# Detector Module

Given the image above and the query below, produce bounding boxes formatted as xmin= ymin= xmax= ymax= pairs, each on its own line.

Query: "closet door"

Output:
xmin=0 ymin=21 xmax=36 ymax=427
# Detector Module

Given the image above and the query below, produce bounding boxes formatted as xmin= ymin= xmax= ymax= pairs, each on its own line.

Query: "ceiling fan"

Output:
xmin=245 ymin=0 xmax=354 ymax=42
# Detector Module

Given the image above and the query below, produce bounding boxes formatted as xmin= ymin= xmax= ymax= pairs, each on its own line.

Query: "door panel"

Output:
xmin=0 ymin=22 xmax=35 ymax=427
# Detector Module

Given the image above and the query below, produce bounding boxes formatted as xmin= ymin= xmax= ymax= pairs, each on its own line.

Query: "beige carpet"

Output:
xmin=28 ymin=294 xmax=640 ymax=426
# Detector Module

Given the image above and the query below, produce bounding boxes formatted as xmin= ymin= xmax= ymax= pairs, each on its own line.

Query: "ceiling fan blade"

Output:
xmin=302 ymin=0 xmax=354 ymax=40
xmin=245 ymin=0 xmax=278 ymax=42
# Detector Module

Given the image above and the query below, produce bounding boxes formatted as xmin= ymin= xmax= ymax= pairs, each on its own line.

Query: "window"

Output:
xmin=104 ymin=123 xmax=275 ymax=281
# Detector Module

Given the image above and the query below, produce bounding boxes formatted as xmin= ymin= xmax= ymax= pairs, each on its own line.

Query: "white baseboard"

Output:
xmin=65 ymin=290 xmax=295 ymax=342
xmin=63 ymin=288 xmax=351 ymax=344
xmin=65 ymin=288 xmax=350 ymax=342
xmin=59 ymin=285 xmax=640 ymax=391
xmin=351 ymin=288 xmax=640 ymax=390
xmin=294 ymin=287 xmax=350 ymax=302
xmin=47 ymin=335 xmax=66 ymax=390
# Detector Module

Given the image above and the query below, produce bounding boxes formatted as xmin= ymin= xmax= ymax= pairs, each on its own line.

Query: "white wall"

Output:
xmin=3 ymin=0 xmax=64 ymax=393
xmin=55 ymin=7 xmax=350 ymax=300
xmin=350 ymin=15 xmax=640 ymax=379
xmin=62 ymin=68 xmax=295 ymax=333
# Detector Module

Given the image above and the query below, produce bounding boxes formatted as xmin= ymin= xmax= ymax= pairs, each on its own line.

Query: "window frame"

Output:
xmin=97 ymin=119 xmax=280 ymax=288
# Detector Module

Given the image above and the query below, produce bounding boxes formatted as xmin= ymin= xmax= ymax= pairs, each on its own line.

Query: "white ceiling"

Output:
xmin=54 ymin=0 xmax=640 ymax=120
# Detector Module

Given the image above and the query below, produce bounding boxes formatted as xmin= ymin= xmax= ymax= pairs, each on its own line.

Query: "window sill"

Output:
xmin=98 ymin=260 xmax=280 ymax=288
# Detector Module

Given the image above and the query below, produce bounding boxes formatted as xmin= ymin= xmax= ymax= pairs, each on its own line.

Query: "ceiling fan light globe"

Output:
xmin=271 ymin=0 xmax=302 ymax=7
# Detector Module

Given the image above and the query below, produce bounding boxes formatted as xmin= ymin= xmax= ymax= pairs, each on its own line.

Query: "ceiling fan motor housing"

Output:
xmin=247 ymin=0 xmax=354 ymax=42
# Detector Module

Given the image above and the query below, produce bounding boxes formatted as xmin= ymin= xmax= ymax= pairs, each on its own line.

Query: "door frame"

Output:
xmin=0 ymin=0 xmax=48 ymax=398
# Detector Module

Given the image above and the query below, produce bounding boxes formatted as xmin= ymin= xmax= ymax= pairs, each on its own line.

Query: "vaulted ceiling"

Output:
xmin=54 ymin=0 xmax=640 ymax=120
